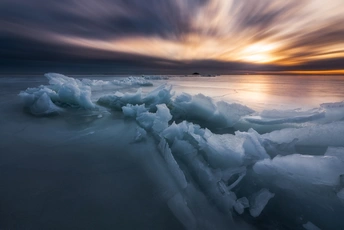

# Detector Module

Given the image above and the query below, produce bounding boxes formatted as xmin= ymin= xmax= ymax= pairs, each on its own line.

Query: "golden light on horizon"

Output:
xmin=283 ymin=70 xmax=344 ymax=75
xmin=235 ymin=43 xmax=279 ymax=63
xmin=59 ymin=35 xmax=285 ymax=64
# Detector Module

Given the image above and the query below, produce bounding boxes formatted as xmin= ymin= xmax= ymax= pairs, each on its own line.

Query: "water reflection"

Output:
xmin=169 ymin=75 xmax=344 ymax=111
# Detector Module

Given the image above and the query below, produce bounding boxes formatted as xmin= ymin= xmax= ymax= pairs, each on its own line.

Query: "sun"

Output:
xmin=239 ymin=43 xmax=278 ymax=63
xmin=244 ymin=54 xmax=271 ymax=63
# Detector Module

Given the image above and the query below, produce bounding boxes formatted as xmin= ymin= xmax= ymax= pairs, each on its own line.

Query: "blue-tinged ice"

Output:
xmin=134 ymin=127 xmax=147 ymax=142
xmin=98 ymin=89 xmax=143 ymax=110
xmin=172 ymin=93 xmax=254 ymax=128
xmin=337 ymin=188 xmax=344 ymax=201
xmin=262 ymin=121 xmax=344 ymax=146
xmin=98 ymin=84 xmax=173 ymax=112
xmin=198 ymin=132 xmax=245 ymax=169
xmin=303 ymin=221 xmax=321 ymax=230
xmin=122 ymin=104 xmax=148 ymax=118
xmin=112 ymin=76 xmax=153 ymax=87
xmin=15 ymin=73 xmax=344 ymax=229
xmin=235 ymin=128 xmax=270 ymax=163
xmin=249 ymin=188 xmax=275 ymax=217
xmin=161 ymin=121 xmax=189 ymax=141
xmin=245 ymin=108 xmax=325 ymax=125
xmin=167 ymin=192 xmax=197 ymax=230
xmin=29 ymin=92 xmax=61 ymax=115
xmin=135 ymin=104 xmax=172 ymax=132
xmin=19 ymin=73 xmax=95 ymax=114
xmin=253 ymin=154 xmax=344 ymax=186
xmin=143 ymin=84 xmax=173 ymax=111
xmin=324 ymin=147 xmax=344 ymax=161
xmin=234 ymin=197 xmax=249 ymax=215
xmin=320 ymin=101 xmax=344 ymax=109
xmin=152 ymin=104 xmax=173 ymax=133
xmin=81 ymin=76 xmax=153 ymax=89
xmin=143 ymin=75 xmax=169 ymax=80
xmin=158 ymin=138 xmax=188 ymax=189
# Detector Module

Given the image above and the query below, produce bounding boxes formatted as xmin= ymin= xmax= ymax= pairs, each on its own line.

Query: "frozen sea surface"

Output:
xmin=1 ymin=73 xmax=344 ymax=230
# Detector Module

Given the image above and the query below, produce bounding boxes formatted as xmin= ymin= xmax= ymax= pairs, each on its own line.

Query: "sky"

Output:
xmin=0 ymin=0 xmax=344 ymax=74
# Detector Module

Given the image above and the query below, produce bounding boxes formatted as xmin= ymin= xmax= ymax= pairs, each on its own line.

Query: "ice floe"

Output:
xmin=17 ymin=73 xmax=344 ymax=230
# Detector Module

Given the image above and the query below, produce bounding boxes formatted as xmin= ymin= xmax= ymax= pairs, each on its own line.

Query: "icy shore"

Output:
xmin=13 ymin=73 xmax=344 ymax=230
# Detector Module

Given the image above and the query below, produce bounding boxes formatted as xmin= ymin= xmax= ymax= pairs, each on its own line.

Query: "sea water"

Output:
xmin=1 ymin=73 xmax=344 ymax=230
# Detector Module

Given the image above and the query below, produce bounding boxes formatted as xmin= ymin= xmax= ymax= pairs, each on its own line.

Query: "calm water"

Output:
xmin=165 ymin=75 xmax=344 ymax=111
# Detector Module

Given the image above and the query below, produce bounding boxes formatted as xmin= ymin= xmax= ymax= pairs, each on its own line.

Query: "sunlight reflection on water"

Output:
xmin=167 ymin=75 xmax=344 ymax=111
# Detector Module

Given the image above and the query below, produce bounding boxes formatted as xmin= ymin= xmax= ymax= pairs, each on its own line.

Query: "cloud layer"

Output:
xmin=1 ymin=0 xmax=343 ymax=73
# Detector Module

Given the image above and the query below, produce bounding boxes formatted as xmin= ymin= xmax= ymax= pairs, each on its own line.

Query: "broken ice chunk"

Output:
xmin=245 ymin=108 xmax=325 ymax=125
xmin=263 ymin=138 xmax=298 ymax=157
xmin=236 ymin=128 xmax=270 ymax=162
xmin=167 ymin=192 xmax=197 ymax=230
xmin=226 ymin=170 xmax=246 ymax=191
xmin=122 ymin=104 xmax=147 ymax=118
xmin=158 ymin=138 xmax=188 ymax=189
xmin=253 ymin=154 xmax=344 ymax=186
xmin=303 ymin=221 xmax=321 ymax=230
xmin=136 ymin=111 xmax=156 ymax=130
xmin=198 ymin=133 xmax=245 ymax=169
xmin=171 ymin=139 xmax=198 ymax=159
xmin=261 ymin=121 xmax=344 ymax=146
xmin=320 ymin=101 xmax=344 ymax=109
xmin=173 ymin=93 xmax=216 ymax=122
xmin=172 ymin=93 xmax=254 ymax=129
xmin=134 ymin=127 xmax=147 ymax=142
xmin=152 ymin=104 xmax=172 ymax=133
xmin=19 ymin=73 xmax=96 ymax=114
xmin=161 ymin=121 xmax=188 ymax=142
xmin=249 ymin=188 xmax=275 ymax=217
xmin=337 ymin=188 xmax=344 ymax=201
xmin=121 ymin=88 xmax=142 ymax=105
xmin=111 ymin=76 xmax=153 ymax=87
xmin=143 ymin=84 xmax=173 ymax=111
xmin=324 ymin=147 xmax=344 ymax=161
xmin=98 ymin=89 xmax=142 ymax=110
xmin=30 ymin=92 xmax=61 ymax=115
xmin=234 ymin=197 xmax=249 ymax=215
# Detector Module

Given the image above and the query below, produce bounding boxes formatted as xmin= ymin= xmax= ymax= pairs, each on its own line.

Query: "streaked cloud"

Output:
xmin=0 ymin=0 xmax=343 ymax=73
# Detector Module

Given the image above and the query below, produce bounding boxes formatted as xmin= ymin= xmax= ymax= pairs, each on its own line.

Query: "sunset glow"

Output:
xmin=1 ymin=0 xmax=343 ymax=73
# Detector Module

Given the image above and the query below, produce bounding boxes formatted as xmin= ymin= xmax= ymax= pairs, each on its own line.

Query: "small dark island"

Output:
xmin=192 ymin=72 xmax=200 ymax=75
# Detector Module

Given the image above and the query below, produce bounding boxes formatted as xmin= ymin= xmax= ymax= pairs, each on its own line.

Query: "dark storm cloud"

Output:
xmin=0 ymin=0 xmax=208 ymax=40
